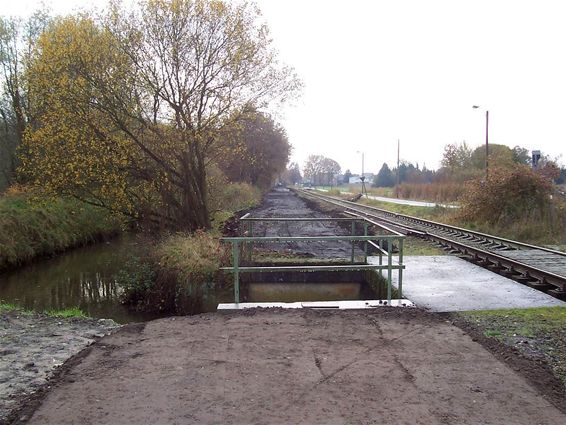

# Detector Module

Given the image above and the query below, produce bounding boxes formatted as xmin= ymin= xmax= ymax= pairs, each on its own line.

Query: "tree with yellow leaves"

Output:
xmin=22 ymin=0 xmax=300 ymax=230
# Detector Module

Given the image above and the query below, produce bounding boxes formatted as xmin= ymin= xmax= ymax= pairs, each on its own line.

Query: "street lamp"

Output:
xmin=472 ymin=105 xmax=489 ymax=179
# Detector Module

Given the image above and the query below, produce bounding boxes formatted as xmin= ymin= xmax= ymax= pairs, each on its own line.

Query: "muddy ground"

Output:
xmin=15 ymin=308 xmax=566 ymax=425
xmin=0 ymin=311 xmax=118 ymax=423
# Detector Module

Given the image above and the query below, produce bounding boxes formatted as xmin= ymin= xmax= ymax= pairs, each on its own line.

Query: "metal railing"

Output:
xmin=220 ymin=215 xmax=405 ymax=305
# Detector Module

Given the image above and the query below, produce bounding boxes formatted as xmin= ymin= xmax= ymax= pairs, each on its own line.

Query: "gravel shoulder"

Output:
xmin=249 ymin=189 xmax=364 ymax=259
xmin=0 ymin=310 xmax=118 ymax=423
xmin=17 ymin=308 xmax=566 ymax=425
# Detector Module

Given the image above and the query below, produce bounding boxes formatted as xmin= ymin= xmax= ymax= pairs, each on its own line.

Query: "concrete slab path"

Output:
xmin=390 ymin=255 xmax=566 ymax=312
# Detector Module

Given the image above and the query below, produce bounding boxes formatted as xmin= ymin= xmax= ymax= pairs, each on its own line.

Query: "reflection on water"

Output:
xmin=0 ymin=235 xmax=156 ymax=323
xmin=248 ymin=282 xmax=362 ymax=303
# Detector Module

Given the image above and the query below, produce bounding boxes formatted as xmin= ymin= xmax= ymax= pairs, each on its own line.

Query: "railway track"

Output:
xmin=298 ymin=189 xmax=566 ymax=300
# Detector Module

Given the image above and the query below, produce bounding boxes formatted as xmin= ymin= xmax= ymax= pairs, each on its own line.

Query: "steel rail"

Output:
xmin=301 ymin=189 xmax=566 ymax=256
xmin=298 ymin=189 xmax=566 ymax=299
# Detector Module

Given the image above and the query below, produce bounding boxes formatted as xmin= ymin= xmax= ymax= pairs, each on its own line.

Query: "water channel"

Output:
xmin=0 ymin=235 xmax=158 ymax=323
xmin=0 ymin=234 xmax=384 ymax=324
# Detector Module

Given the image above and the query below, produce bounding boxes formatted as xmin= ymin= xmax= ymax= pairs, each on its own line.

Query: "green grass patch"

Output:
xmin=459 ymin=307 xmax=566 ymax=385
xmin=1 ymin=303 xmax=87 ymax=318
xmin=46 ymin=307 xmax=88 ymax=318
xmin=0 ymin=189 xmax=124 ymax=270
xmin=0 ymin=303 xmax=21 ymax=313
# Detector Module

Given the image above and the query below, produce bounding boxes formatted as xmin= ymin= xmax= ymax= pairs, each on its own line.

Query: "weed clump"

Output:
xmin=120 ymin=232 xmax=229 ymax=314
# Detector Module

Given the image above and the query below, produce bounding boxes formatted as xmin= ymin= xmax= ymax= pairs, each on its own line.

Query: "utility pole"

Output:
xmin=395 ymin=139 xmax=400 ymax=198
xmin=485 ymin=110 xmax=489 ymax=180
xmin=473 ymin=106 xmax=489 ymax=180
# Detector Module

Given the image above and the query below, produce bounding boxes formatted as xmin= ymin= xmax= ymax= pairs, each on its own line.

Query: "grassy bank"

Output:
xmin=457 ymin=307 xmax=566 ymax=386
xmin=0 ymin=188 xmax=124 ymax=270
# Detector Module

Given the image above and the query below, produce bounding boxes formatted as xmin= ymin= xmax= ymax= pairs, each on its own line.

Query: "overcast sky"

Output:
xmin=5 ymin=0 xmax=566 ymax=174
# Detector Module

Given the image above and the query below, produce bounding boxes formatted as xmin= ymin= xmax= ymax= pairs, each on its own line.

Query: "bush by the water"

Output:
xmin=120 ymin=179 xmax=261 ymax=313
xmin=0 ymin=187 xmax=123 ymax=269
xmin=120 ymin=232 xmax=229 ymax=314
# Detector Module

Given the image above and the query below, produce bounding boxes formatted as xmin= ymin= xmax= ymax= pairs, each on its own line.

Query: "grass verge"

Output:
xmin=46 ymin=307 xmax=88 ymax=318
xmin=0 ymin=303 xmax=87 ymax=318
xmin=0 ymin=188 xmax=124 ymax=270
xmin=457 ymin=307 xmax=566 ymax=386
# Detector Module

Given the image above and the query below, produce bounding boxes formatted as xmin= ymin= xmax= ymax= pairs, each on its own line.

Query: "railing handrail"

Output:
xmin=240 ymin=217 xmax=368 ymax=222
xmin=221 ymin=235 xmax=403 ymax=242
xmin=222 ymin=214 xmax=405 ymax=306
xmin=220 ymin=264 xmax=405 ymax=272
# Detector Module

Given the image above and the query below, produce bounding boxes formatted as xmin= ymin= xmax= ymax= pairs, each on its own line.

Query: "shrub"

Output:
xmin=217 ymin=182 xmax=262 ymax=212
xmin=119 ymin=231 xmax=229 ymax=314
xmin=210 ymin=182 xmax=262 ymax=230
xmin=458 ymin=166 xmax=554 ymax=224
xmin=157 ymin=231 xmax=229 ymax=313
xmin=117 ymin=255 xmax=158 ymax=308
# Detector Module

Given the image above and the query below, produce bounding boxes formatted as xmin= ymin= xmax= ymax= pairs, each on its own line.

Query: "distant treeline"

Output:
xmin=372 ymin=142 xmax=566 ymax=188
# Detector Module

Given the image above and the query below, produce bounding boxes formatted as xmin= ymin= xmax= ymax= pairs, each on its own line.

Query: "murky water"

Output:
xmin=0 ymin=234 xmax=386 ymax=323
xmin=246 ymin=282 xmax=374 ymax=303
xmin=0 ymin=235 xmax=159 ymax=323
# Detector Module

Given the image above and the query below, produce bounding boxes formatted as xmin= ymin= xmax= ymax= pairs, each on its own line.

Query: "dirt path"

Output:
xmin=20 ymin=308 xmax=565 ymax=425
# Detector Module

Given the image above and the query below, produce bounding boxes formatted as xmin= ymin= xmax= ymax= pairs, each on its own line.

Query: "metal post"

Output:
xmin=485 ymin=110 xmax=489 ymax=180
xmin=232 ymin=241 xmax=240 ymax=304
xmin=363 ymin=222 xmax=368 ymax=263
xmin=351 ymin=220 xmax=355 ymax=263
xmin=248 ymin=221 xmax=253 ymax=262
xmin=387 ymin=240 xmax=392 ymax=304
xmin=398 ymin=237 xmax=404 ymax=299
xmin=395 ymin=139 xmax=400 ymax=198
xmin=378 ymin=239 xmax=383 ymax=275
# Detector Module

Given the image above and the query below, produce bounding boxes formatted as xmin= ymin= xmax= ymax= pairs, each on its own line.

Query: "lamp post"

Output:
xmin=472 ymin=105 xmax=489 ymax=179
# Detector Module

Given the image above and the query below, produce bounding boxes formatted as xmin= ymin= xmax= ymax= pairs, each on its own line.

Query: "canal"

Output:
xmin=0 ymin=236 xmax=385 ymax=323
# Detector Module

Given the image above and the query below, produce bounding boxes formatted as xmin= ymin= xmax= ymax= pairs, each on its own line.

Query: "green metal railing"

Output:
xmin=220 ymin=215 xmax=405 ymax=306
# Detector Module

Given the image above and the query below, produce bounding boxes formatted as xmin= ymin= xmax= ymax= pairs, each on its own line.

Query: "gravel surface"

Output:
xmin=0 ymin=311 xmax=118 ymax=423
xmin=249 ymin=188 xmax=364 ymax=259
